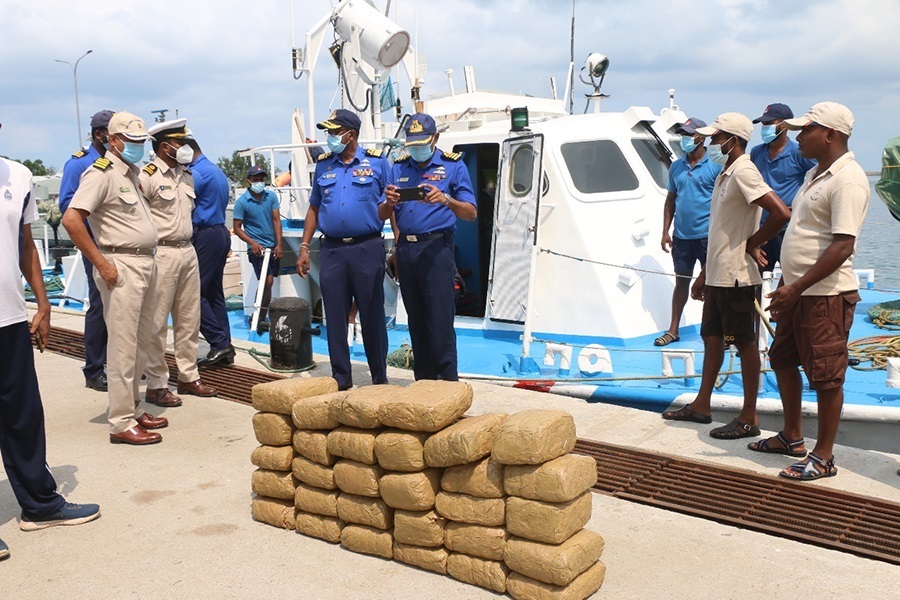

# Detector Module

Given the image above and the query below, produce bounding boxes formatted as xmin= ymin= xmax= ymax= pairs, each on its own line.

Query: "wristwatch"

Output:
xmin=441 ymin=193 xmax=452 ymax=206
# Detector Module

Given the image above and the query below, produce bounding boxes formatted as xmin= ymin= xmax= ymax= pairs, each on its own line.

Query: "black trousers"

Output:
xmin=82 ymin=253 xmax=108 ymax=379
xmin=192 ymin=224 xmax=232 ymax=351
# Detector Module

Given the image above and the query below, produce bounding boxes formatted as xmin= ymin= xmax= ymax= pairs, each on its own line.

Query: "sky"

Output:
xmin=1 ymin=0 xmax=898 ymax=172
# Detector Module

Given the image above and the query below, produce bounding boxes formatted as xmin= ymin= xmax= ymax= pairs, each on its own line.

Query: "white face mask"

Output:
xmin=175 ymin=144 xmax=193 ymax=165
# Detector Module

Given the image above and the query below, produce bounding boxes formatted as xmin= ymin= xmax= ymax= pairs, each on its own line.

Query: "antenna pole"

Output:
xmin=568 ymin=0 xmax=576 ymax=115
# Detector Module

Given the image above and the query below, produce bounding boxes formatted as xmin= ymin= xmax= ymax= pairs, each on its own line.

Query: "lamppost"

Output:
xmin=55 ymin=49 xmax=93 ymax=149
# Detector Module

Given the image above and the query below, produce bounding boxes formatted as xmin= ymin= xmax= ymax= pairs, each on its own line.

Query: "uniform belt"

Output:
xmin=157 ymin=239 xmax=192 ymax=248
xmin=322 ymin=232 xmax=381 ymax=244
xmin=401 ymin=230 xmax=450 ymax=243
xmin=98 ymin=246 xmax=157 ymax=256
xmin=194 ymin=223 xmax=225 ymax=231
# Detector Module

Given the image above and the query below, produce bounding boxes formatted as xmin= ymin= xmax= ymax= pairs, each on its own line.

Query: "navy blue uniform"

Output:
xmin=59 ymin=145 xmax=108 ymax=380
xmin=389 ymin=149 xmax=476 ymax=381
xmin=309 ymin=147 xmax=389 ymax=388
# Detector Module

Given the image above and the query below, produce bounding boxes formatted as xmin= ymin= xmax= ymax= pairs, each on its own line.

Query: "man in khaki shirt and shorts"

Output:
xmin=62 ymin=112 xmax=167 ymax=445
xmin=663 ymin=113 xmax=790 ymax=439
xmin=750 ymin=103 xmax=869 ymax=481
xmin=141 ymin=119 xmax=216 ymax=407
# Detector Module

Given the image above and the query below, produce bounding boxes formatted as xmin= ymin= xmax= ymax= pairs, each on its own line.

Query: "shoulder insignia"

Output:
xmin=72 ymin=150 xmax=86 ymax=158
xmin=394 ymin=154 xmax=411 ymax=163
xmin=92 ymin=157 xmax=112 ymax=171
xmin=317 ymin=151 xmax=333 ymax=162
xmin=441 ymin=150 xmax=462 ymax=161
xmin=365 ymin=147 xmax=385 ymax=158
xmin=142 ymin=163 xmax=159 ymax=176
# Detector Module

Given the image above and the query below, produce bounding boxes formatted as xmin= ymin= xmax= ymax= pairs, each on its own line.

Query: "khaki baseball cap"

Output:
xmin=108 ymin=112 xmax=153 ymax=141
xmin=695 ymin=112 xmax=754 ymax=142
xmin=784 ymin=102 xmax=854 ymax=136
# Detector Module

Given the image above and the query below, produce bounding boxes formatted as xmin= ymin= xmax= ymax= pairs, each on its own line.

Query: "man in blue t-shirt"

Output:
xmin=233 ymin=165 xmax=283 ymax=333
xmin=656 ymin=118 xmax=722 ymax=346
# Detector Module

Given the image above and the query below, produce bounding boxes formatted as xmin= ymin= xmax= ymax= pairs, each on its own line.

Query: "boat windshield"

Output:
xmin=560 ymin=140 xmax=638 ymax=196
xmin=631 ymin=138 xmax=670 ymax=189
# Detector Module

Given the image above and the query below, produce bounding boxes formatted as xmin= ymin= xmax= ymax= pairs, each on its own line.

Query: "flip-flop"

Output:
xmin=662 ymin=405 xmax=712 ymax=424
xmin=710 ymin=418 xmax=760 ymax=440
xmin=654 ymin=332 xmax=680 ymax=346
xmin=779 ymin=452 xmax=837 ymax=481
xmin=748 ymin=432 xmax=807 ymax=457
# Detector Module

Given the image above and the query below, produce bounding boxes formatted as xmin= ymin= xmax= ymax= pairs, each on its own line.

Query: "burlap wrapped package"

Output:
xmin=444 ymin=522 xmax=509 ymax=561
xmin=253 ymin=412 xmax=294 ymax=446
xmin=336 ymin=493 xmax=393 ymax=530
xmin=376 ymin=380 xmax=473 ymax=432
xmin=293 ymin=430 xmax=336 ymax=466
xmin=392 ymin=541 xmax=449 ymax=575
xmin=492 ymin=410 xmax=576 ymax=465
xmin=251 ymin=445 xmax=295 ymax=471
xmin=446 ymin=553 xmax=509 ymax=594
xmin=379 ymin=469 xmax=441 ymax=511
xmin=434 ymin=491 xmax=505 ymax=527
xmin=333 ymin=459 xmax=383 ymax=497
xmin=295 ymin=511 xmax=344 ymax=543
xmin=340 ymin=524 xmax=393 ymax=559
xmin=506 ymin=493 xmax=592 ymax=544
xmin=374 ymin=430 xmax=430 ymax=472
xmin=294 ymin=482 xmax=340 ymax=517
xmin=292 ymin=456 xmax=337 ymax=490
xmin=504 ymin=454 xmax=598 ymax=503
xmin=251 ymin=496 xmax=296 ymax=529
xmin=504 ymin=529 xmax=605 ymax=586
xmin=291 ymin=391 xmax=347 ymax=430
xmin=423 ymin=413 xmax=507 ymax=468
xmin=441 ymin=456 xmax=505 ymax=498
xmin=326 ymin=427 xmax=379 ymax=465
xmin=506 ymin=560 xmax=606 ymax=600
xmin=252 ymin=377 xmax=338 ymax=415
xmin=330 ymin=385 xmax=395 ymax=429
xmin=393 ymin=509 xmax=446 ymax=548
xmin=251 ymin=469 xmax=296 ymax=501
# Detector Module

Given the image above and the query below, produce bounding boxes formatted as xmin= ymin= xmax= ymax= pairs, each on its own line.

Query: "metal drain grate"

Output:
xmin=40 ymin=326 xmax=900 ymax=565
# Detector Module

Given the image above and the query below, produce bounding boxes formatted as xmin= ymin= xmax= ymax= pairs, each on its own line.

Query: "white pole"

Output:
xmin=520 ymin=244 xmax=540 ymax=369
xmin=251 ymin=248 xmax=271 ymax=334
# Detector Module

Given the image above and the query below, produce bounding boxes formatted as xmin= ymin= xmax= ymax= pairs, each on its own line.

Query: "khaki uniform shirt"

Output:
xmin=780 ymin=152 xmax=869 ymax=296
xmin=138 ymin=157 xmax=196 ymax=242
xmin=69 ymin=152 xmax=158 ymax=249
xmin=705 ymin=154 xmax=771 ymax=288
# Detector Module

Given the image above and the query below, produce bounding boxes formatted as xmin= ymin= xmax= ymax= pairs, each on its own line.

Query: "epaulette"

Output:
xmin=71 ymin=150 xmax=86 ymax=159
xmin=365 ymin=147 xmax=385 ymax=158
xmin=142 ymin=163 xmax=158 ymax=176
xmin=317 ymin=151 xmax=333 ymax=162
xmin=92 ymin=157 xmax=112 ymax=171
xmin=394 ymin=154 xmax=411 ymax=163
xmin=442 ymin=150 xmax=463 ymax=161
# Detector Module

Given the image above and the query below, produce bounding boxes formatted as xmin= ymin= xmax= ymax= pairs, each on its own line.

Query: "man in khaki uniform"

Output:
xmin=141 ymin=119 xmax=216 ymax=406
xmin=62 ymin=111 xmax=167 ymax=445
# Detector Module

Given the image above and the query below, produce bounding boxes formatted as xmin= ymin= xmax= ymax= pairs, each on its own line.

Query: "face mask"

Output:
xmin=326 ymin=132 xmax=347 ymax=154
xmin=250 ymin=182 xmax=266 ymax=194
xmin=680 ymin=136 xmax=697 ymax=153
xmin=409 ymin=145 xmax=435 ymax=163
xmin=175 ymin=144 xmax=193 ymax=165
xmin=760 ymin=124 xmax=780 ymax=144
xmin=100 ymin=135 xmax=109 ymax=151
xmin=119 ymin=141 xmax=145 ymax=164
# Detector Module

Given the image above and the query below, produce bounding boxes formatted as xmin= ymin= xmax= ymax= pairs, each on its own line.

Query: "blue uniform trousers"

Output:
xmin=81 ymin=253 xmax=107 ymax=379
xmin=192 ymin=225 xmax=232 ymax=351
xmin=319 ymin=236 xmax=388 ymax=388
xmin=396 ymin=231 xmax=458 ymax=381
xmin=0 ymin=322 xmax=66 ymax=516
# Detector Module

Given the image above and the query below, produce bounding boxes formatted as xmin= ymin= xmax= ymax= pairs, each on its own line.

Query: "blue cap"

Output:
xmin=246 ymin=165 xmax=266 ymax=178
xmin=316 ymin=108 xmax=361 ymax=131
xmin=752 ymin=103 xmax=793 ymax=124
xmin=674 ymin=118 xmax=707 ymax=135
xmin=90 ymin=110 xmax=115 ymax=130
xmin=404 ymin=113 xmax=437 ymax=146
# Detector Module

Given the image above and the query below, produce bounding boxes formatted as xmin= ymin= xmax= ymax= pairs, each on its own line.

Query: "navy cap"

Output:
xmin=246 ymin=165 xmax=267 ymax=178
xmin=404 ymin=113 xmax=437 ymax=146
xmin=90 ymin=110 xmax=115 ymax=130
xmin=752 ymin=103 xmax=793 ymax=124
xmin=316 ymin=108 xmax=361 ymax=131
xmin=674 ymin=117 xmax=707 ymax=135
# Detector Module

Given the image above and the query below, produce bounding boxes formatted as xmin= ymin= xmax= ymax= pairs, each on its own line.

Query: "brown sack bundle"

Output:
xmin=340 ymin=524 xmax=393 ymax=559
xmin=292 ymin=456 xmax=337 ymax=490
xmin=506 ymin=493 xmax=592 ymax=544
xmin=333 ymin=459 xmax=383 ymax=497
xmin=330 ymin=385 xmax=396 ymax=429
xmin=441 ymin=456 xmax=505 ymax=498
xmin=251 ymin=469 xmax=296 ymax=501
xmin=294 ymin=482 xmax=340 ymax=517
xmin=251 ymin=445 xmax=295 ymax=471
xmin=251 ymin=496 xmax=296 ymax=529
xmin=293 ymin=430 xmax=336 ymax=466
xmin=423 ymin=413 xmax=507 ymax=468
xmin=252 ymin=377 xmax=338 ymax=415
xmin=504 ymin=454 xmax=598 ymax=503
xmin=393 ymin=509 xmax=446 ymax=548
xmin=253 ymin=412 xmax=294 ymax=446
xmin=326 ymin=427 xmax=379 ymax=465
xmin=377 ymin=380 xmax=473 ymax=432
xmin=392 ymin=541 xmax=449 ymax=575
xmin=379 ymin=469 xmax=441 ymax=511
xmin=492 ymin=410 xmax=576 ymax=465
xmin=434 ymin=491 xmax=505 ymax=527
xmin=446 ymin=552 xmax=509 ymax=594
xmin=506 ymin=560 xmax=607 ymax=600
xmin=374 ymin=430 xmax=430 ymax=472
xmin=504 ymin=529 xmax=605 ymax=587
xmin=336 ymin=493 xmax=393 ymax=530
xmin=291 ymin=390 xmax=347 ymax=430
xmin=295 ymin=510 xmax=344 ymax=543
xmin=444 ymin=522 xmax=509 ymax=561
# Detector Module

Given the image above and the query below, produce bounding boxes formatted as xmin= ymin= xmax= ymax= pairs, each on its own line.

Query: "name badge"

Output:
xmin=119 ymin=186 xmax=131 ymax=193
xmin=398 ymin=177 xmax=410 ymax=183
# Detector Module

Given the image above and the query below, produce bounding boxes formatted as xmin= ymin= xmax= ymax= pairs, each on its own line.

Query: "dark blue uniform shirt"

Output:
xmin=58 ymin=145 xmax=101 ymax=213
xmin=189 ymin=154 xmax=230 ymax=227
xmin=309 ymin=147 xmax=387 ymax=238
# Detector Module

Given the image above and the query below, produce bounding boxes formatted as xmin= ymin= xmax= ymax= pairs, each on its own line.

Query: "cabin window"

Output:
xmin=632 ymin=138 xmax=670 ymax=188
xmin=560 ymin=140 xmax=638 ymax=194
xmin=509 ymin=145 xmax=535 ymax=197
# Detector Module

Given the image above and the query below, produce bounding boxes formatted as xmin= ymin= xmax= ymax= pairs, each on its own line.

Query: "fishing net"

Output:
xmin=875 ymin=136 xmax=900 ymax=222
xmin=225 ymin=294 xmax=244 ymax=311
xmin=387 ymin=343 xmax=414 ymax=369
xmin=867 ymin=300 xmax=900 ymax=330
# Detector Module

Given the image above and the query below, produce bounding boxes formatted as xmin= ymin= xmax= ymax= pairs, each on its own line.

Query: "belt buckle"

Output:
xmin=342 ymin=237 xmax=353 ymax=243
xmin=406 ymin=235 xmax=418 ymax=243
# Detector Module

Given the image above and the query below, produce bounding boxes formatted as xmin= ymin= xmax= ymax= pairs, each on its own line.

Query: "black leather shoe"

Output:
xmin=85 ymin=372 xmax=108 ymax=392
xmin=198 ymin=345 xmax=236 ymax=367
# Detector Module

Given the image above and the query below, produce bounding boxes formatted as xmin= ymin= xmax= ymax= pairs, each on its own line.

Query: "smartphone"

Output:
xmin=397 ymin=186 xmax=426 ymax=202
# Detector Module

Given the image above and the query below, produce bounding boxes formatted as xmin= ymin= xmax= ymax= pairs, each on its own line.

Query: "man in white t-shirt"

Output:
xmin=0 ymin=148 xmax=100 ymax=561
xmin=662 ymin=113 xmax=790 ymax=440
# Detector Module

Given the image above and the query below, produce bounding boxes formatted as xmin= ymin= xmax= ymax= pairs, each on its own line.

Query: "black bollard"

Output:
xmin=268 ymin=297 xmax=320 ymax=371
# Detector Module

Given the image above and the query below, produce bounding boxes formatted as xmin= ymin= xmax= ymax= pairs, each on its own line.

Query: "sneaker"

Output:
xmin=0 ymin=537 xmax=9 ymax=561
xmin=20 ymin=502 xmax=101 ymax=532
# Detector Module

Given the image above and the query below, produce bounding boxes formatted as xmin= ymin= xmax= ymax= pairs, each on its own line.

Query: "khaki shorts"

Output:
xmin=700 ymin=285 xmax=759 ymax=344
xmin=768 ymin=291 xmax=860 ymax=390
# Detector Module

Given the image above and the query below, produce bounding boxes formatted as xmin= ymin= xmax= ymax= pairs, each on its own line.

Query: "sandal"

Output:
xmin=779 ymin=452 xmax=837 ymax=481
xmin=748 ymin=432 xmax=807 ymax=457
xmin=709 ymin=418 xmax=760 ymax=440
xmin=654 ymin=332 xmax=680 ymax=347
xmin=662 ymin=405 xmax=712 ymax=424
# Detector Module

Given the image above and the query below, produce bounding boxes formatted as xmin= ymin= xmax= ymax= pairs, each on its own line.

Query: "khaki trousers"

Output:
xmin=145 ymin=246 xmax=201 ymax=388
xmin=94 ymin=253 xmax=157 ymax=434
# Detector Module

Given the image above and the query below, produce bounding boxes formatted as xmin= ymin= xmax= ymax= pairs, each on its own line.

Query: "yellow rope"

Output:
xmin=847 ymin=335 xmax=900 ymax=370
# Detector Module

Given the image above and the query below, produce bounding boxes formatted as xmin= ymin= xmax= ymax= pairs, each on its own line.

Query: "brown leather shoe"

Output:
xmin=145 ymin=388 xmax=183 ymax=407
xmin=109 ymin=425 xmax=162 ymax=445
xmin=177 ymin=379 xmax=217 ymax=397
xmin=136 ymin=412 xmax=168 ymax=430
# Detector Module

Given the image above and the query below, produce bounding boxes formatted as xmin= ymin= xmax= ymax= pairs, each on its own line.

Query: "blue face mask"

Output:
xmin=250 ymin=182 xmax=266 ymax=194
xmin=119 ymin=141 xmax=144 ymax=165
xmin=680 ymin=135 xmax=698 ymax=153
xmin=707 ymin=137 xmax=733 ymax=166
xmin=409 ymin=145 xmax=434 ymax=163
xmin=761 ymin=124 xmax=780 ymax=144
xmin=326 ymin=132 xmax=347 ymax=154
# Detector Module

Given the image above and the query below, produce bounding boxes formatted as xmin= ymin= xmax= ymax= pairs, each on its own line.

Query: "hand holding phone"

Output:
xmin=396 ymin=186 xmax=426 ymax=202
